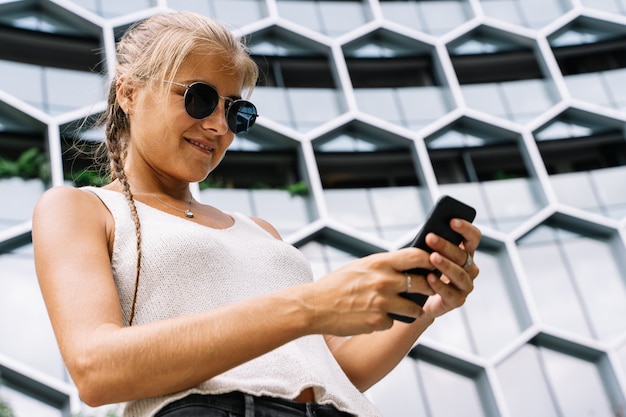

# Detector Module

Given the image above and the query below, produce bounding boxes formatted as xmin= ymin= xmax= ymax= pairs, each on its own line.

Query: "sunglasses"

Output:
xmin=161 ymin=79 xmax=258 ymax=134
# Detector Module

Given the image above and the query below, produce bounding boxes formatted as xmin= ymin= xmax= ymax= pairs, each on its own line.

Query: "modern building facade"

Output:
xmin=0 ymin=0 xmax=625 ymax=416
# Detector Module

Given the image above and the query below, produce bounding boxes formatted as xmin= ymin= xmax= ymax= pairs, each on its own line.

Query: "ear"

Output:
xmin=116 ymin=76 xmax=136 ymax=115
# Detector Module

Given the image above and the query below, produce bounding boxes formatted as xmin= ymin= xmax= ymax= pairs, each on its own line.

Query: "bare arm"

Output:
xmin=325 ymin=220 xmax=481 ymax=391
xmin=33 ymin=187 xmax=430 ymax=406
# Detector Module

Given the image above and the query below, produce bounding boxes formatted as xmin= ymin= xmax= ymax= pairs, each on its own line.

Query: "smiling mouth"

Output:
xmin=186 ymin=138 xmax=214 ymax=152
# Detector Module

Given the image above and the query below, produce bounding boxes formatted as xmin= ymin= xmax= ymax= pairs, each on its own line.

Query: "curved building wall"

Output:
xmin=0 ymin=1 xmax=625 ymax=416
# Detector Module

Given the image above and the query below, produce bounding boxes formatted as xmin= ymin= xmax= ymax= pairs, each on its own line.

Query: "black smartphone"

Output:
xmin=389 ymin=195 xmax=477 ymax=323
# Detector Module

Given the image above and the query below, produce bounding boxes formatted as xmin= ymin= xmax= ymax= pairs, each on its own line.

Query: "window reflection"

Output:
xmin=517 ymin=223 xmax=626 ymax=342
xmin=65 ymin=0 xmax=156 ymax=18
xmin=313 ymin=125 xmax=426 ymax=241
xmin=167 ymin=0 xmax=267 ymax=27
xmin=297 ymin=239 xmax=359 ymax=279
xmin=277 ymin=0 xmax=369 ymax=37
xmin=0 ymin=246 xmax=66 ymax=380
xmin=425 ymin=248 xmax=524 ymax=357
xmin=0 ymin=60 xmax=105 ymax=115
xmin=417 ymin=359 xmax=488 ymax=416
xmin=480 ymin=0 xmax=571 ymax=29
xmin=0 ymin=386 xmax=62 ymax=417
xmin=380 ymin=0 xmax=472 ymax=35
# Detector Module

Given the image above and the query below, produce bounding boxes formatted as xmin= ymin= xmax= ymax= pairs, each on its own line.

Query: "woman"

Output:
xmin=32 ymin=11 xmax=481 ymax=417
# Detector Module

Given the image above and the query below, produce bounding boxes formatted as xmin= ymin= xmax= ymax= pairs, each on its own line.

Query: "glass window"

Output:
xmin=418 ymin=360 xmax=488 ymax=416
xmin=367 ymin=357 xmax=427 ymax=417
xmin=462 ymin=79 xmax=556 ymax=123
xmin=425 ymin=249 xmax=524 ymax=357
xmin=354 ymin=89 xmax=403 ymax=125
xmin=324 ymin=188 xmax=378 ymax=235
xmin=517 ymin=224 xmax=626 ymax=342
xmin=427 ymin=120 xmax=543 ymax=232
xmin=277 ymin=1 xmax=369 ymax=37
xmin=563 ymin=237 xmax=626 ymax=341
xmin=500 ymin=79 xmax=557 ymax=122
xmin=380 ymin=0 xmax=472 ymax=36
xmin=297 ymin=238 xmax=359 ymax=279
xmin=541 ymin=348 xmax=615 ymax=416
xmin=564 ymin=72 xmax=613 ymax=107
xmin=0 ymin=177 xmax=45 ymax=230
xmin=0 ymin=60 xmax=105 ymax=115
xmin=396 ymin=86 xmax=452 ymax=130
xmin=518 ymin=229 xmax=593 ymax=338
xmin=0 ymin=246 xmax=66 ymax=381
xmin=287 ymin=88 xmax=345 ymax=131
xmin=603 ymin=68 xmax=626 ymax=109
xmin=66 ymin=0 xmax=156 ymax=18
xmin=481 ymin=0 xmax=569 ymax=29
xmin=167 ymin=0 xmax=267 ymax=27
xmin=535 ymin=111 xmax=626 ymax=219
xmin=461 ymin=83 xmax=508 ymax=118
xmin=0 ymin=385 xmax=62 ymax=417
xmin=369 ymin=186 xmax=429 ymax=241
xmin=496 ymin=344 xmax=562 ymax=417
xmin=580 ymin=0 xmax=626 ymax=14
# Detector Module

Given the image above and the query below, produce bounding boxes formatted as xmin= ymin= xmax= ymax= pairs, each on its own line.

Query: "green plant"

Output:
xmin=282 ymin=180 xmax=309 ymax=197
xmin=68 ymin=169 xmax=109 ymax=187
xmin=0 ymin=147 xmax=50 ymax=181
xmin=0 ymin=397 xmax=14 ymax=417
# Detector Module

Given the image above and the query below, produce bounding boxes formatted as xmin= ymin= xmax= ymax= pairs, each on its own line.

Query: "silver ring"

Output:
xmin=463 ymin=252 xmax=473 ymax=270
xmin=405 ymin=273 xmax=412 ymax=292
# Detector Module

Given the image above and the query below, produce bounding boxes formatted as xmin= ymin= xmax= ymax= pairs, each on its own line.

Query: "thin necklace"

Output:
xmin=150 ymin=193 xmax=194 ymax=218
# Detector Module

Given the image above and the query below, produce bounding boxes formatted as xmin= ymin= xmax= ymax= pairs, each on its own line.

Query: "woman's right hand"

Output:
xmin=303 ymin=247 xmax=433 ymax=336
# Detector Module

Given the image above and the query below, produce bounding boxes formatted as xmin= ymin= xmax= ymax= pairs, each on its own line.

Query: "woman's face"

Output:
xmin=124 ymin=51 xmax=244 ymax=185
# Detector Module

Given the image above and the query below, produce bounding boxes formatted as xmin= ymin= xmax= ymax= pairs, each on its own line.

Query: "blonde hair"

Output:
xmin=102 ymin=11 xmax=258 ymax=324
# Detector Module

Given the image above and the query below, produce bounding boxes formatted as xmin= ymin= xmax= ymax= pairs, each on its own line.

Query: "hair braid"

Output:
xmin=104 ymin=80 xmax=142 ymax=326
xmin=98 ymin=11 xmax=259 ymax=326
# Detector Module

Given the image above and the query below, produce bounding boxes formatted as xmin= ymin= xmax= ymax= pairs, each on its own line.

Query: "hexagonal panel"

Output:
xmin=167 ymin=0 xmax=268 ymax=28
xmin=496 ymin=335 xmax=619 ymax=417
xmin=247 ymin=26 xmax=346 ymax=132
xmin=423 ymin=239 xmax=528 ymax=358
xmin=64 ymin=0 xmax=157 ymax=18
xmin=380 ymin=0 xmax=474 ymax=36
xmin=343 ymin=28 xmax=455 ymax=130
xmin=481 ymin=0 xmax=573 ymax=30
xmin=312 ymin=120 xmax=428 ymax=242
xmin=0 ymin=3 xmax=106 ymax=115
xmin=276 ymin=0 xmax=372 ymax=37
xmin=516 ymin=216 xmax=626 ymax=342
xmin=0 ymin=103 xmax=48 ymax=232
xmin=425 ymin=116 xmax=546 ymax=232
xmin=448 ymin=25 xmax=559 ymax=124
xmin=534 ymin=108 xmax=626 ymax=220
xmin=200 ymin=125 xmax=316 ymax=238
xmin=548 ymin=16 xmax=626 ymax=112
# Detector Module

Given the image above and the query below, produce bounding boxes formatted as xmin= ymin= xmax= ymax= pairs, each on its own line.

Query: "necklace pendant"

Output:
xmin=185 ymin=210 xmax=194 ymax=218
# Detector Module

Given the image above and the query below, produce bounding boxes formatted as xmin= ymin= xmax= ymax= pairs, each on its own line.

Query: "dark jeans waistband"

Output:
xmin=154 ymin=392 xmax=355 ymax=417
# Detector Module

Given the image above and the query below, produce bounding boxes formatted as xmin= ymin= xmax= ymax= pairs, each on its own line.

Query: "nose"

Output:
xmin=200 ymin=99 xmax=230 ymax=135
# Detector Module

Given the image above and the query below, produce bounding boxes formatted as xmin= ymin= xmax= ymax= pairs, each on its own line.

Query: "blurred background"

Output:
xmin=0 ymin=0 xmax=625 ymax=416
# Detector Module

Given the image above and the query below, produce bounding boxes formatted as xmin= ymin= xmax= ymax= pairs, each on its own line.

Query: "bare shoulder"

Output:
xmin=34 ymin=186 xmax=107 ymax=221
xmin=32 ymin=186 xmax=113 ymax=243
xmin=249 ymin=216 xmax=282 ymax=240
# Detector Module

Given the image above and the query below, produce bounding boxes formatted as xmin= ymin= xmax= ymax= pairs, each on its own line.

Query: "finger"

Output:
xmin=402 ymin=272 xmax=435 ymax=296
xmin=450 ymin=219 xmax=481 ymax=253
xmin=390 ymin=246 xmax=433 ymax=272
xmin=425 ymin=233 xmax=468 ymax=266
xmin=430 ymin=252 xmax=474 ymax=294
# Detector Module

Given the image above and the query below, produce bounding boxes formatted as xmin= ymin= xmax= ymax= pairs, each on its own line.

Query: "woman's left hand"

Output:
xmin=419 ymin=218 xmax=481 ymax=318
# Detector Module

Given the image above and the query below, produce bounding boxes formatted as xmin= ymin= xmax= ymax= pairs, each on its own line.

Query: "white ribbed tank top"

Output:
xmin=85 ymin=187 xmax=381 ymax=417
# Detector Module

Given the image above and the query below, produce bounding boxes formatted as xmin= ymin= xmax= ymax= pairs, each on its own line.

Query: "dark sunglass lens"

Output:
xmin=227 ymin=101 xmax=257 ymax=134
xmin=185 ymin=83 xmax=219 ymax=119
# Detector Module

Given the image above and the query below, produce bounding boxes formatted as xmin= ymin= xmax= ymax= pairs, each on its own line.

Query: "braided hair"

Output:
xmin=101 ymin=11 xmax=258 ymax=325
